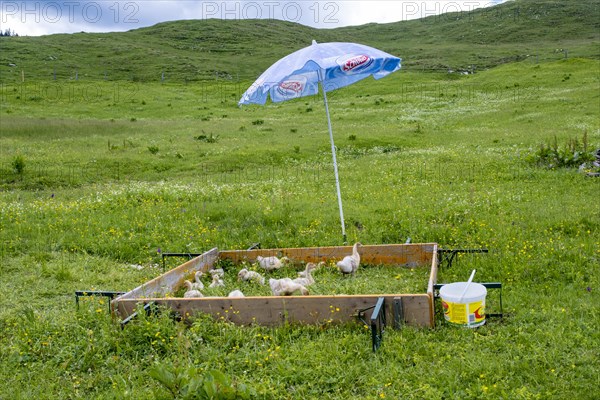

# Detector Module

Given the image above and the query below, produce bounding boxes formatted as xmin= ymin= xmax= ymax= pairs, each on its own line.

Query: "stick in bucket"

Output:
xmin=458 ymin=269 xmax=477 ymax=302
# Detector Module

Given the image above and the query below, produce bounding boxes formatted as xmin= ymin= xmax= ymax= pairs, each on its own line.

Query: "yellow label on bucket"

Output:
xmin=442 ymin=300 xmax=485 ymax=325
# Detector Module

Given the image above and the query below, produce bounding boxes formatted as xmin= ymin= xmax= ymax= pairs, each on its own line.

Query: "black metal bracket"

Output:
xmin=357 ymin=297 xmax=386 ymax=352
xmin=120 ymin=302 xmax=157 ymax=328
xmin=433 ymin=282 xmax=503 ymax=318
xmin=392 ymin=297 xmax=404 ymax=329
xmin=75 ymin=290 xmax=125 ymax=312
xmin=437 ymin=248 xmax=488 ymax=269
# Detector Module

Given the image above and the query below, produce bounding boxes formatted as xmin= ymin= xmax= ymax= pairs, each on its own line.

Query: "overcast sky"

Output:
xmin=1 ymin=0 xmax=508 ymax=36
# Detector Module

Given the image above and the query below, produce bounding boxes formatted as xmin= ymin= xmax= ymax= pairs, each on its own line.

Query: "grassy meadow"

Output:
xmin=1 ymin=2 xmax=599 ymax=398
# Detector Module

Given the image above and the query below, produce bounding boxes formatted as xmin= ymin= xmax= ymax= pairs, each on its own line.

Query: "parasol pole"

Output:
xmin=319 ymin=74 xmax=347 ymax=244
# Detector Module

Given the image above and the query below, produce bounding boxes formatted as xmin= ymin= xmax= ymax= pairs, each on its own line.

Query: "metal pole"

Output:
xmin=320 ymin=79 xmax=347 ymax=244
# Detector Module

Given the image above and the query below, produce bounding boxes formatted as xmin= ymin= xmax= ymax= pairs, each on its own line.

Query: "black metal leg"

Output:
xmin=74 ymin=290 xmax=125 ymax=312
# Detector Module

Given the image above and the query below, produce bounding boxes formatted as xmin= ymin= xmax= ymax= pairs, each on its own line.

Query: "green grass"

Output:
xmin=171 ymin=261 xmax=432 ymax=298
xmin=0 ymin=3 xmax=599 ymax=397
xmin=1 ymin=56 xmax=598 ymax=399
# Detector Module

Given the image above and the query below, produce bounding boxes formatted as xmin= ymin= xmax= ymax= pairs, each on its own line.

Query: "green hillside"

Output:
xmin=339 ymin=0 xmax=600 ymax=69
xmin=0 ymin=0 xmax=598 ymax=83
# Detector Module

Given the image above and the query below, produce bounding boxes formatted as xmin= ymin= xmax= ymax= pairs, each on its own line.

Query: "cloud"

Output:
xmin=0 ymin=1 xmax=510 ymax=36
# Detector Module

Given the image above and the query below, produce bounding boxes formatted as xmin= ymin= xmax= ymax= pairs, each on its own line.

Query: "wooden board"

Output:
xmin=219 ymin=243 xmax=437 ymax=267
xmin=112 ymin=247 xmax=218 ymax=302
xmin=114 ymin=293 xmax=432 ymax=328
xmin=426 ymin=244 xmax=439 ymax=327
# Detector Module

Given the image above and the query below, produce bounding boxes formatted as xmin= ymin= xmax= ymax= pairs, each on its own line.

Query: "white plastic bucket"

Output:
xmin=440 ymin=282 xmax=487 ymax=328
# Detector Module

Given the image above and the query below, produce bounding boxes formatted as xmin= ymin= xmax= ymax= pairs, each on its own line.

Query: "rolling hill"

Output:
xmin=0 ymin=0 xmax=598 ymax=83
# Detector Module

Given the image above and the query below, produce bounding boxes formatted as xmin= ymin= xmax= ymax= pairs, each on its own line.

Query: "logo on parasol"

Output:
xmin=339 ymin=54 xmax=373 ymax=74
xmin=277 ymin=78 xmax=306 ymax=98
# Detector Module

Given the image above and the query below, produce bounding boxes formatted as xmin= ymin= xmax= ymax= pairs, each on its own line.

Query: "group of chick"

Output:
xmin=182 ymin=242 xmax=362 ymax=298
xmin=182 ymin=268 xmax=226 ymax=298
